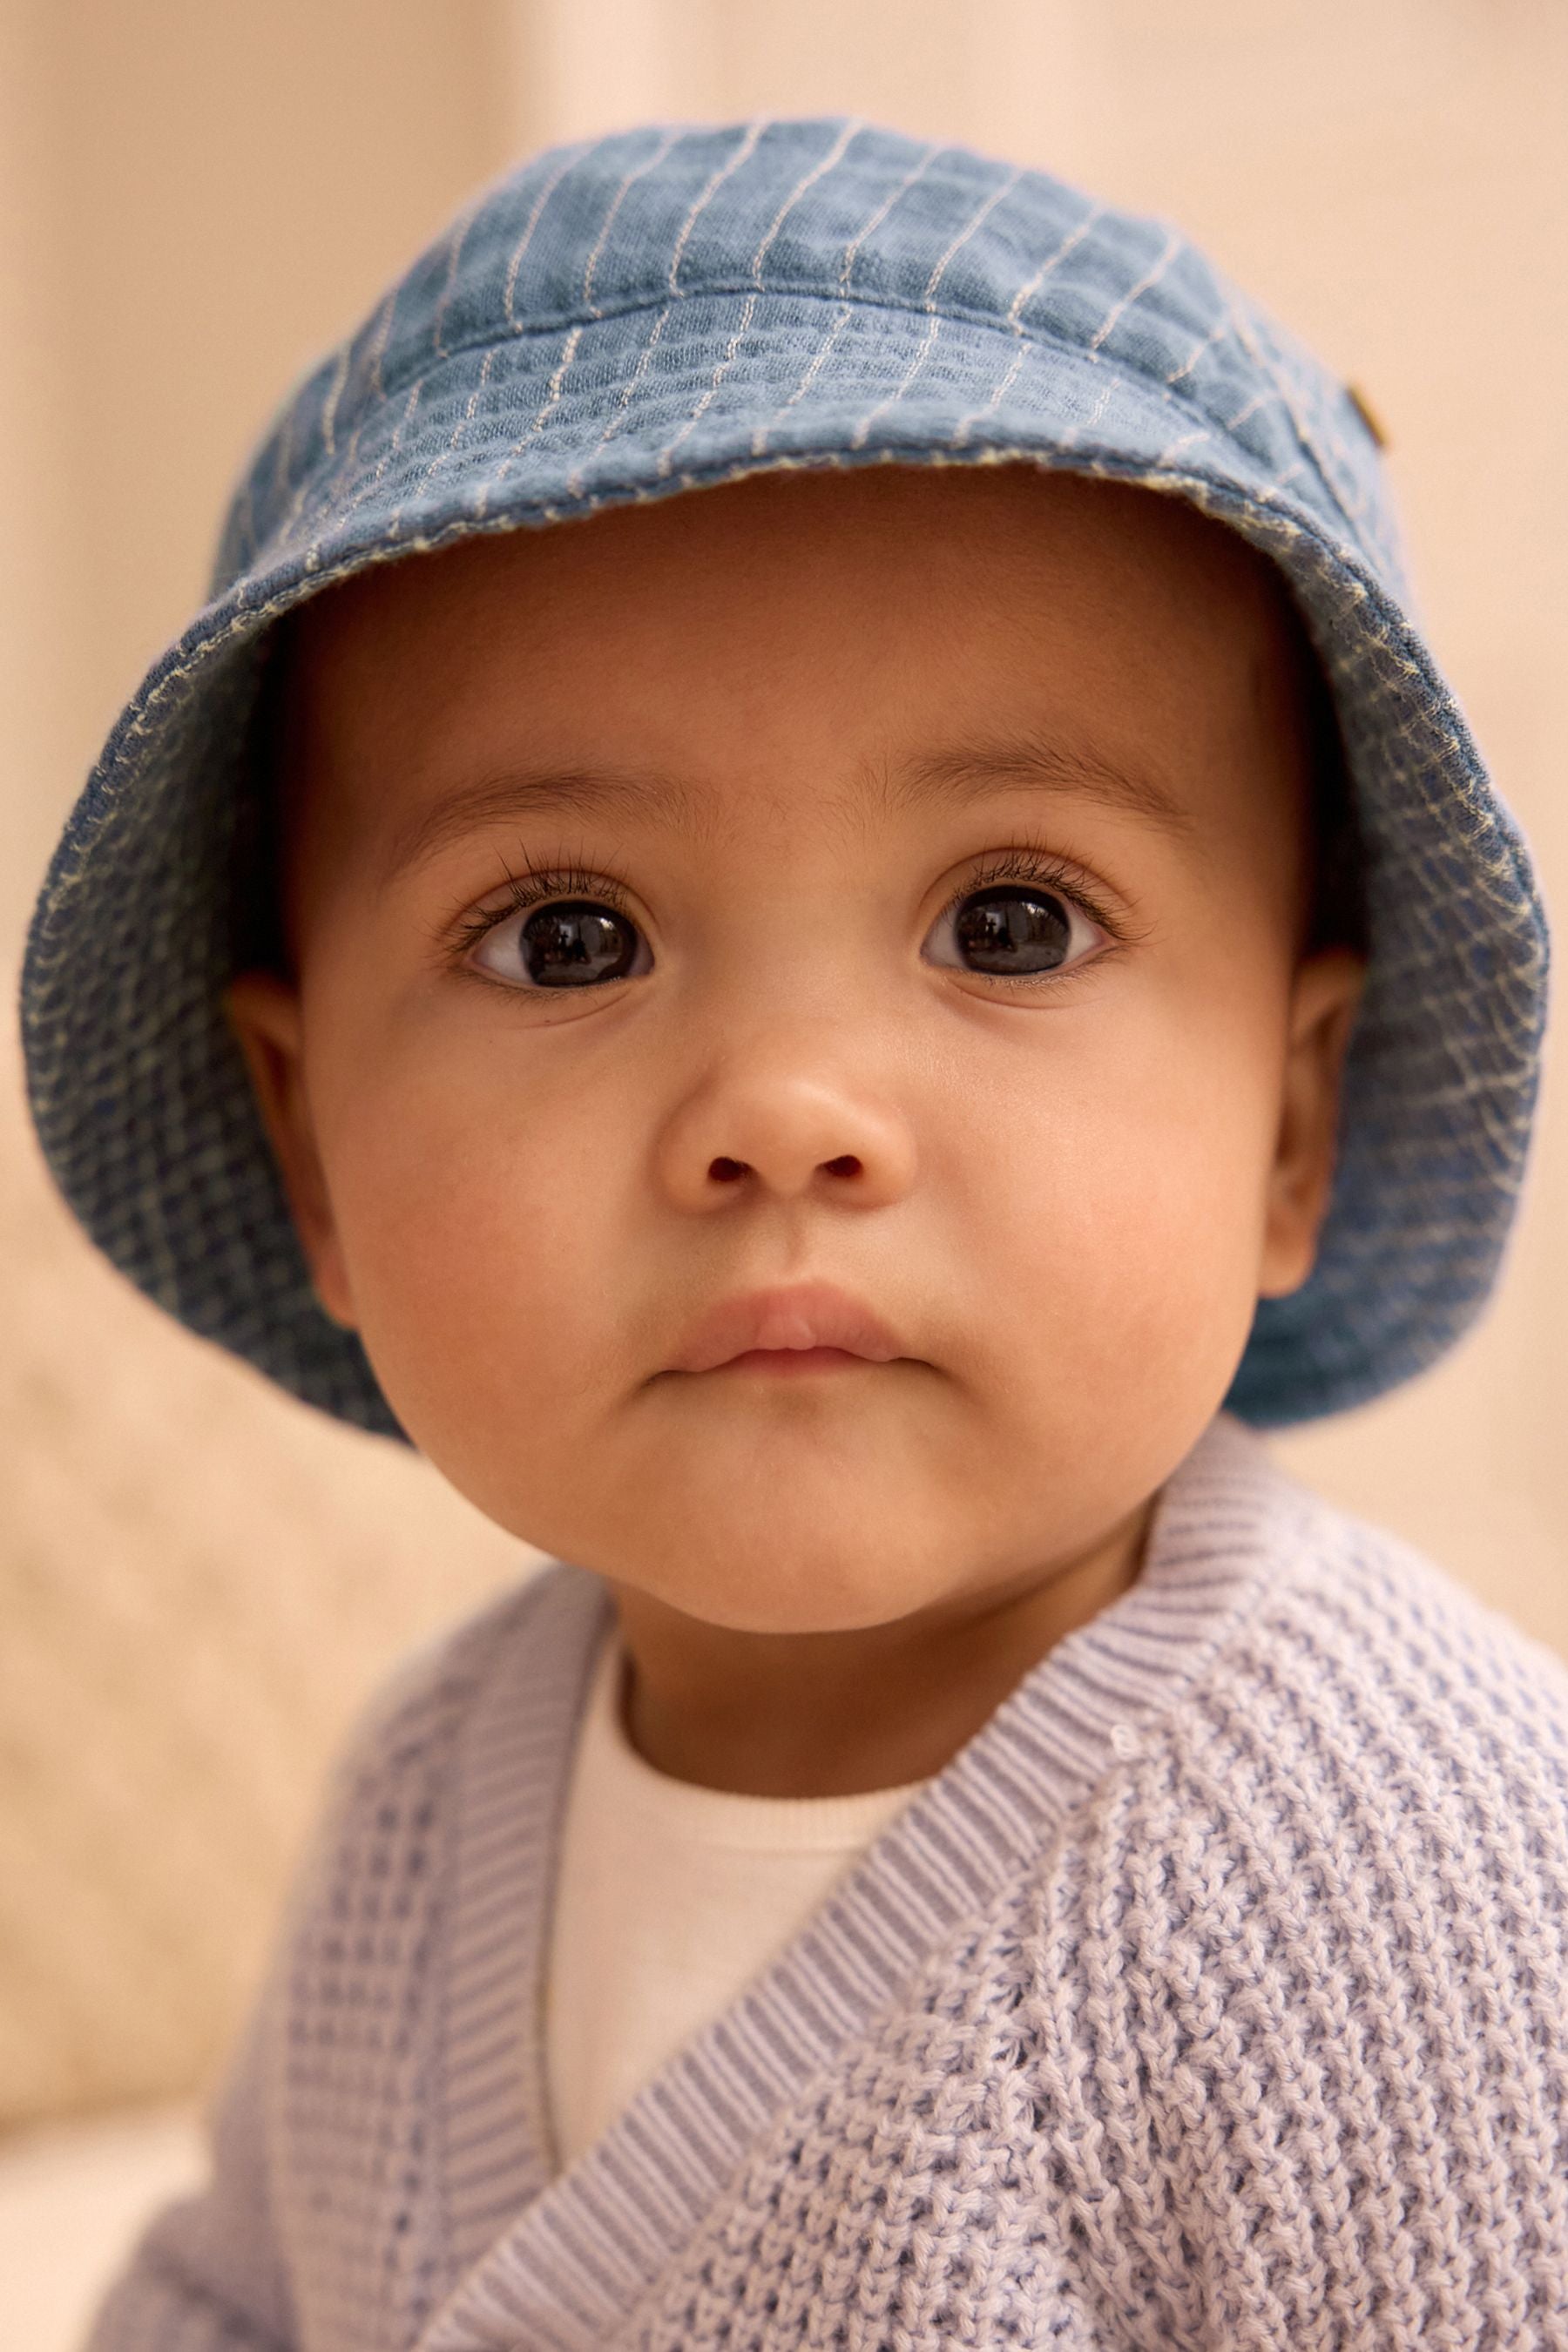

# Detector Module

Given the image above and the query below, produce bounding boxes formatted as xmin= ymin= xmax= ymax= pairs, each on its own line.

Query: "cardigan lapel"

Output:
xmin=429 ymin=1558 xmax=615 ymax=2281
xmin=415 ymin=1413 xmax=1300 ymax=2352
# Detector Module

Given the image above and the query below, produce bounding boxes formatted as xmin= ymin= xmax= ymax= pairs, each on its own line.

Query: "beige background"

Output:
xmin=3 ymin=0 xmax=1565 ymax=2171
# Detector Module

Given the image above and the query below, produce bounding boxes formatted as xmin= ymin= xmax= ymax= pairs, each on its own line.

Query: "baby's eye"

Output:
xmin=470 ymin=896 xmax=651 ymax=990
xmin=923 ymin=880 xmax=1106 ymax=981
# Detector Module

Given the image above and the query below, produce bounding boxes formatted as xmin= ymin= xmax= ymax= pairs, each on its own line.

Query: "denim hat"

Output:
xmin=20 ymin=118 xmax=1549 ymax=1436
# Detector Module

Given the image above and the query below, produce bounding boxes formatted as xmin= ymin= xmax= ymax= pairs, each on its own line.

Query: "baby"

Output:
xmin=23 ymin=119 xmax=1567 ymax=2349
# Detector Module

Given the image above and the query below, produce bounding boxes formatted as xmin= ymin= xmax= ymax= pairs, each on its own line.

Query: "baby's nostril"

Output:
xmin=709 ymin=1158 xmax=748 ymax=1183
xmin=824 ymin=1156 xmax=862 ymax=1178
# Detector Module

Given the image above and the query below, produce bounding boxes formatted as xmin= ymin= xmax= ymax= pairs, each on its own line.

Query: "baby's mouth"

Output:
xmin=666 ymin=1281 xmax=904 ymax=1375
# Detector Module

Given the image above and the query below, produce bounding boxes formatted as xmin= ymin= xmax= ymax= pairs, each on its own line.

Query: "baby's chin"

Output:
xmin=591 ymin=1485 xmax=988 ymax=1634
xmin=392 ymin=1378 xmax=983 ymax=1618
xmin=535 ymin=1458 xmax=1091 ymax=1638
xmin=382 ymin=1342 xmax=1215 ymax=1635
xmin=608 ymin=1541 xmax=970 ymax=1639
xmin=457 ymin=1444 xmax=1010 ymax=1633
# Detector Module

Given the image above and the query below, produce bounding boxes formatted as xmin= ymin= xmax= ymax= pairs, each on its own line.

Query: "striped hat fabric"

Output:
xmin=19 ymin=117 xmax=1550 ymax=1435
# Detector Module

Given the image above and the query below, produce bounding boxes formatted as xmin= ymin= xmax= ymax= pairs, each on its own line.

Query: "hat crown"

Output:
xmin=220 ymin=118 xmax=1402 ymax=599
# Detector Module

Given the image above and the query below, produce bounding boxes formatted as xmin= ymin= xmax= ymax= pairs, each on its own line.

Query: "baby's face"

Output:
xmin=231 ymin=465 xmax=1361 ymax=1634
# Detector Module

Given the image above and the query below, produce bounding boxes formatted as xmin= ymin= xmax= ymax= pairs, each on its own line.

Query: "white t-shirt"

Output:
xmin=544 ymin=1625 xmax=929 ymax=2168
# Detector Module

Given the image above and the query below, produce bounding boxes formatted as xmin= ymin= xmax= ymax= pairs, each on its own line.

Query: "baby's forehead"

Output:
xmin=281 ymin=463 xmax=1311 ymax=781
xmin=263 ymin=463 xmax=1326 ymax=978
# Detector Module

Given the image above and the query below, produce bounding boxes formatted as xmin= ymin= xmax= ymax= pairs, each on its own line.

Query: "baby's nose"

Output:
xmin=655 ymin=1067 xmax=916 ymax=1213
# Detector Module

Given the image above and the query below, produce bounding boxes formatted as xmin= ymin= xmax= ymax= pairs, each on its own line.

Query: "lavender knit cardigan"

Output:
xmin=88 ymin=1418 xmax=1568 ymax=2350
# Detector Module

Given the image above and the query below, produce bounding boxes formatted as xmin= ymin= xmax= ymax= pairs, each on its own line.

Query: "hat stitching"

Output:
xmin=1163 ymin=314 xmax=1228 ymax=389
xmin=921 ymin=166 xmax=1026 ymax=309
xmin=241 ymin=118 xmax=1379 ymax=564
xmin=364 ymin=291 xmax=395 ymax=402
xmin=581 ymin=307 xmax=679 ymax=479
xmin=1086 ymin=227 xmax=1183 ymax=355
xmin=669 ymin=118 xmax=769 ymax=294
xmin=374 ymin=293 xmax=1363 ymax=559
xmin=412 ymin=347 xmax=500 ymax=511
xmin=1220 ymin=294 xmax=1372 ymax=530
xmin=582 ymin=125 xmax=686 ymax=321
xmin=253 ymin=290 xmax=1372 ymax=581
xmin=750 ymin=116 xmax=864 ymax=286
xmin=752 ymin=302 xmax=857 ymax=456
xmin=272 ymin=274 xmax=1369 ymax=541
xmin=318 ymin=343 xmax=354 ymax=465
xmin=947 ymin=202 xmax=1115 ymax=456
xmin=840 ymin=144 xmax=945 ymax=295
xmin=503 ymin=141 xmax=596 ymax=332
xmin=430 ymin=199 xmax=490 ymax=364
xmin=1004 ymin=203 xmax=1106 ymax=332
xmin=311 ymin=376 xmax=433 ymax=558
xmin=656 ymin=291 xmax=760 ymax=480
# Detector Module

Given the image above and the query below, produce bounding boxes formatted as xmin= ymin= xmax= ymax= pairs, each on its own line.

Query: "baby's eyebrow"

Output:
xmin=888 ymin=737 xmax=1195 ymax=840
xmin=380 ymin=735 xmax=1193 ymax=882
xmin=380 ymin=766 xmax=700 ymax=882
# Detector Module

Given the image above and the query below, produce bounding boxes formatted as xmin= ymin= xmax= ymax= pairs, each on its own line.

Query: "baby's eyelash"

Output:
xmin=447 ymin=857 xmax=637 ymax=954
xmin=939 ymin=842 xmax=1121 ymax=938
xmin=445 ymin=841 xmax=1123 ymax=958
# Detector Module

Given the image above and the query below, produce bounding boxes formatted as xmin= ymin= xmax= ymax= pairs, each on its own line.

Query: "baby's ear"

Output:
xmin=1256 ymin=946 xmax=1368 ymax=1301
xmin=223 ymin=970 xmax=358 ymax=1329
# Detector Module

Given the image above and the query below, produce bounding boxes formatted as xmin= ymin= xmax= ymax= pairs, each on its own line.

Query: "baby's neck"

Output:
xmin=607 ymin=1505 xmax=1152 ymax=1799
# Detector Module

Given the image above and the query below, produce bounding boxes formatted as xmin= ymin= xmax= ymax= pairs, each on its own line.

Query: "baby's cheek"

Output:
xmin=318 ymin=1053 xmax=626 ymax=1481
xmin=970 ymin=1017 xmax=1274 ymax=1420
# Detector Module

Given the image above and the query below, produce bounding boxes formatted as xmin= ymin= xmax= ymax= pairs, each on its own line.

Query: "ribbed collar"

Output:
xmin=416 ymin=1412 xmax=1308 ymax=2352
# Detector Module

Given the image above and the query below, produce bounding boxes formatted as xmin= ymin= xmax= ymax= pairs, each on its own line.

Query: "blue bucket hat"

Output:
xmin=19 ymin=117 xmax=1549 ymax=1436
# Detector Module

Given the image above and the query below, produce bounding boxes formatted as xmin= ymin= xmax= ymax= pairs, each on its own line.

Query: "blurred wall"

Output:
xmin=0 ymin=0 xmax=535 ymax=2130
xmin=3 ymin=0 xmax=1565 ymax=2129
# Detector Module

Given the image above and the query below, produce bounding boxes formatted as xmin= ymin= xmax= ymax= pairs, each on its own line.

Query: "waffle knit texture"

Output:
xmin=85 ymin=1418 xmax=1568 ymax=2351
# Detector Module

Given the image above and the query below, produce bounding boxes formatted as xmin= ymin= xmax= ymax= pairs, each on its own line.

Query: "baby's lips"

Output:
xmin=668 ymin=1281 xmax=904 ymax=1373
